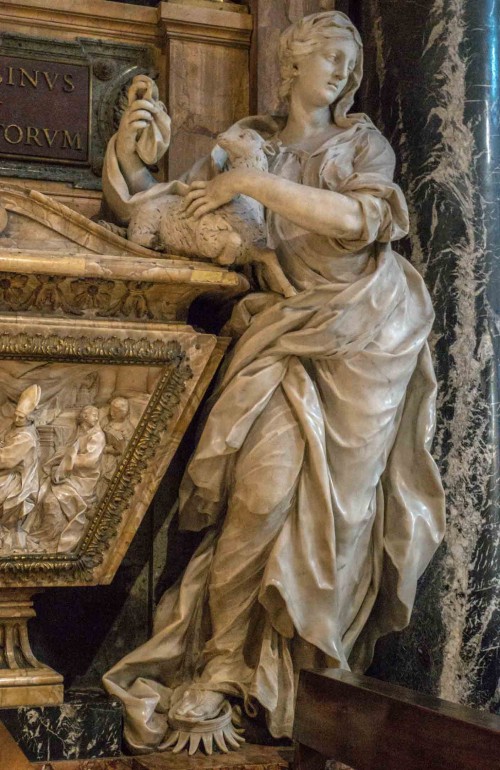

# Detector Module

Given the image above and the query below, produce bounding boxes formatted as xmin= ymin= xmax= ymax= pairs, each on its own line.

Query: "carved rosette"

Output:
xmin=0 ymin=272 xmax=182 ymax=323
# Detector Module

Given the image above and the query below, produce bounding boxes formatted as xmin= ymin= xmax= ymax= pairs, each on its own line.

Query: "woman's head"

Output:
xmin=278 ymin=11 xmax=363 ymax=124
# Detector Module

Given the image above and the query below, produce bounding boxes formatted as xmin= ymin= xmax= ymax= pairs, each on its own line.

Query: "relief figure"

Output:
xmin=0 ymin=362 xmax=163 ymax=557
xmin=0 ymin=385 xmax=41 ymax=552
xmin=101 ymin=397 xmax=135 ymax=481
xmin=29 ymin=405 xmax=106 ymax=553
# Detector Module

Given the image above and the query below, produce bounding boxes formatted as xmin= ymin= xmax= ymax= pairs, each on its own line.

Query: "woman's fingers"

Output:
xmin=192 ymin=203 xmax=214 ymax=220
xmin=181 ymin=188 xmax=206 ymax=208
xmin=180 ymin=184 xmax=208 ymax=212
xmin=182 ymin=197 xmax=209 ymax=218
xmin=128 ymin=120 xmax=152 ymax=131
xmin=129 ymin=98 xmax=157 ymax=111
xmin=182 ymin=196 xmax=214 ymax=218
xmin=130 ymin=75 xmax=153 ymax=94
xmin=179 ymin=178 xmax=229 ymax=217
xmin=126 ymin=109 xmax=154 ymax=123
xmin=128 ymin=77 xmax=154 ymax=105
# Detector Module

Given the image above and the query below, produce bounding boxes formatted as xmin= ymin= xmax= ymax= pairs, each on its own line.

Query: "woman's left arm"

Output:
xmin=181 ymin=168 xmax=363 ymax=240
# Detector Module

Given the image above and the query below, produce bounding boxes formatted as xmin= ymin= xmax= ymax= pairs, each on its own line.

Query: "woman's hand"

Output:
xmin=116 ymin=100 xmax=169 ymax=159
xmin=115 ymin=76 xmax=171 ymax=165
xmin=181 ymin=170 xmax=247 ymax=219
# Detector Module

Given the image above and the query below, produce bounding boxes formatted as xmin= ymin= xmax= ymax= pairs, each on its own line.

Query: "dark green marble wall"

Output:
xmin=357 ymin=0 xmax=500 ymax=714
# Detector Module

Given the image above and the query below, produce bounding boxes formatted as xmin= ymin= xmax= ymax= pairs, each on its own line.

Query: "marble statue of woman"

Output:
xmin=102 ymin=11 xmax=446 ymax=754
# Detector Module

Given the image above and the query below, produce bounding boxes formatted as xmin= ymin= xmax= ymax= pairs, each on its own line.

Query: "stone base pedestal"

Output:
xmin=1 ymin=688 xmax=123 ymax=762
xmin=0 ymin=589 xmax=63 ymax=707
xmin=33 ymin=744 xmax=291 ymax=770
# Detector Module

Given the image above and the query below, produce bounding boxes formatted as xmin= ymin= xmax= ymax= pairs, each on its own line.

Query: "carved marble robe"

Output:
xmin=0 ymin=423 xmax=39 ymax=527
xmin=103 ymin=116 xmax=446 ymax=750
xmin=31 ymin=423 xmax=105 ymax=553
xmin=101 ymin=416 xmax=135 ymax=481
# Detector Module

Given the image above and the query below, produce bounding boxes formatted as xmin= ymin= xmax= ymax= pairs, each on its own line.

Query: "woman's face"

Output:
xmin=291 ymin=37 xmax=358 ymax=109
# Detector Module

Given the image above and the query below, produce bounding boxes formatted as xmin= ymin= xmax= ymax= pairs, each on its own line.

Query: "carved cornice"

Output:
xmin=0 ymin=0 xmax=160 ymax=46
xmin=0 ymin=332 xmax=186 ymax=364
xmin=0 ymin=187 xmax=156 ymax=258
xmin=0 ymin=188 xmax=249 ymax=323
xmin=160 ymin=3 xmax=253 ymax=48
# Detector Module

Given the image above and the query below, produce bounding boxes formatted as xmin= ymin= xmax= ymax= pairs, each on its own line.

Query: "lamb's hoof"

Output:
xmin=97 ymin=220 xmax=128 ymax=239
xmin=161 ymin=699 xmax=245 ymax=755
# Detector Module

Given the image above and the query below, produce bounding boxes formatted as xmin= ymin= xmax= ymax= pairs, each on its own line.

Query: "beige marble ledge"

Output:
xmin=33 ymin=745 xmax=291 ymax=770
xmin=0 ymin=250 xmax=248 ymax=292
xmin=0 ymin=312 xmax=213 ymax=340
xmin=0 ymin=186 xmax=248 ymax=297
xmin=169 ymin=0 xmax=249 ymax=14
xmin=0 ymin=179 xmax=102 ymax=202
xmin=0 ymin=0 xmax=161 ymax=45
xmin=0 ymin=186 xmax=167 ymax=259
xmin=0 ymin=312 xmax=198 ymax=337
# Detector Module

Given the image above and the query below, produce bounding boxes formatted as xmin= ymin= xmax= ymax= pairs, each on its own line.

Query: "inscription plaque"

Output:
xmin=0 ymin=54 xmax=91 ymax=165
xmin=0 ymin=34 xmax=155 ymax=188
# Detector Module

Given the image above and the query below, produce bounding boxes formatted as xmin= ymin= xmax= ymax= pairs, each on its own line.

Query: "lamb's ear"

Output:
xmin=210 ymin=144 xmax=229 ymax=173
xmin=263 ymin=141 xmax=277 ymax=157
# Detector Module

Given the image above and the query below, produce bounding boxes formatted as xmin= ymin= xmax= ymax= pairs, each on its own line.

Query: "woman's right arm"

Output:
xmin=114 ymin=89 xmax=171 ymax=194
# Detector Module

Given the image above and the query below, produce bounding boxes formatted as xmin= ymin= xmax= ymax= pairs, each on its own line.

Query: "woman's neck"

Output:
xmin=279 ymin=99 xmax=340 ymax=151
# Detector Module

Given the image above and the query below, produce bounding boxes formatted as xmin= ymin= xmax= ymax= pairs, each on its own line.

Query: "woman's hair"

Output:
xmin=278 ymin=11 xmax=363 ymax=125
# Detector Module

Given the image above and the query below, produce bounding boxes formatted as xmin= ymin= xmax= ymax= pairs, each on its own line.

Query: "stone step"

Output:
xmin=33 ymin=745 xmax=292 ymax=770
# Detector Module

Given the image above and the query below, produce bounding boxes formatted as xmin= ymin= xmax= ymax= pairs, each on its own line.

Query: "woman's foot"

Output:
xmin=174 ymin=689 xmax=226 ymax=720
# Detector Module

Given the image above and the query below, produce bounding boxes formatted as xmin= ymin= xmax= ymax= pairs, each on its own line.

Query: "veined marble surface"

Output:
xmin=0 ymin=689 xmax=122 ymax=761
xmin=360 ymin=0 xmax=500 ymax=712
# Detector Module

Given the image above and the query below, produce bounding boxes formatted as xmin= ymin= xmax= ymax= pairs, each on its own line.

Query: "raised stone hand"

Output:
xmin=115 ymin=75 xmax=171 ymax=191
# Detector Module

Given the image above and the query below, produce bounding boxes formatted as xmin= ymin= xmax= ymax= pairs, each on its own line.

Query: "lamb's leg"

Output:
xmin=246 ymin=245 xmax=297 ymax=298
xmin=128 ymin=204 xmax=163 ymax=250
xmin=216 ymin=231 xmax=244 ymax=266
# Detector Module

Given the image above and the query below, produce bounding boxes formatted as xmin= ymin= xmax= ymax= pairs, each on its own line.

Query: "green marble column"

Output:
xmin=358 ymin=0 xmax=500 ymax=714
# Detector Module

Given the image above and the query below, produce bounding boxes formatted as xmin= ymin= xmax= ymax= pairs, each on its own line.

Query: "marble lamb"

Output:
xmin=127 ymin=126 xmax=296 ymax=298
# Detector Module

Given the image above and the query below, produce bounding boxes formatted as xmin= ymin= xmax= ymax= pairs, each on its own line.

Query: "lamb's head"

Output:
xmin=216 ymin=126 xmax=270 ymax=172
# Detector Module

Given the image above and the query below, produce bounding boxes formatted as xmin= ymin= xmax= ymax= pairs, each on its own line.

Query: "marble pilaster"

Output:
xmin=159 ymin=2 xmax=252 ymax=179
xmin=359 ymin=0 xmax=500 ymax=713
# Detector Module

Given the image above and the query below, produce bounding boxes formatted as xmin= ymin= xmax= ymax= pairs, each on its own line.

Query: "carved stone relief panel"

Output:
xmin=0 ymin=317 xmax=225 ymax=588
